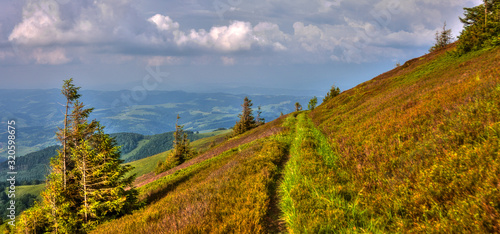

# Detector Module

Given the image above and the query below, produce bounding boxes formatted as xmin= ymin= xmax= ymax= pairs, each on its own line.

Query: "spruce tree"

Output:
xmin=233 ymin=97 xmax=257 ymax=135
xmin=308 ymin=96 xmax=318 ymax=110
xmin=59 ymin=78 xmax=81 ymax=190
xmin=156 ymin=115 xmax=196 ymax=174
xmin=256 ymin=105 xmax=265 ymax=126
xmin=458 ymin=0 xmax=500 ymax=53
xmin=17 ymin=79 xmax=137 ymax=233
xmin=295 ymin=102 xmax=302 ymax=112
xmin=171 ymin=114 xmax=195 ymax=165
xmin=323 ymin=85 xmax=341 ymax=103
xmin=429 ymin=22 xmax=453 ymax=52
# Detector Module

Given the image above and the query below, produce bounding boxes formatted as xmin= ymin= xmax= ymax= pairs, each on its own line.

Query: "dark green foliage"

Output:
xmin=256 ymin=105 xmax=265 ymax=126
xmin=457 ymin=0 xmax=500 ymax=54
xmin=429 ymin=22 xmax=453 ymax=52
xmin=129 ymin=131 xmax=198 ymax=163
xmin=323 ymin=85 xmax=341 ymax=103
xmin=0 ymin=192 xmax=38 ymax=225
xmin=0 ymin=145 xmax=59 ymax=183
xmin=109 ymin=133 xmax=144 ymax=155
xmin=308 ymin=96 xmax=318 ymax=110
xmin=16 ymin=79 xmax=138 ymax=233
xmin=156 ymin=115 xmax=197 ymax=174
xmin=295 ymin=102 xmax=302 ymax=112
xmin=233 ymin=97 xmax=257 ymax=135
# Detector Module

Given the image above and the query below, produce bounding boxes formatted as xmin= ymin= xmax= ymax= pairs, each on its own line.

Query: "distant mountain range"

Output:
xmin=0 ymin=89 xmax=313 ymax=158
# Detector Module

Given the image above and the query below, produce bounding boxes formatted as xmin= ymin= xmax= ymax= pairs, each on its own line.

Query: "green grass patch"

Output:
xmin=15 ymin=184 xmax=45 ymax=200
xmin=280 ymin=113 xmax=376 ymax=233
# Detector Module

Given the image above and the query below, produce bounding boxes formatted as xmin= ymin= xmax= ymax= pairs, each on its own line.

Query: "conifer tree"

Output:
xmin=156 ymin=115 xmax=196 ymax=174
xmin=457 ymin=0 xmax=500 ymax=53
xmin=18 ymin=79 xmax=137 ymax=233
xmin=323 ymin=85 xmax=341 ymax=103
xmin=308 ymin=96 xmax=318 ymax=110
xmin=256 ymin=105 xmax=265 ymax=126
xmin=233 ymin=97 xmax=257 ymax=135
xmin=429 ymin=22 xmax=453 ymax=52
xmin=59 ymin=78 xmax=81 ymax=190
xmin=171 ymin=114 xmax=195 ymax=165
xmin=295 ymin=102 xmax=302 ymax=112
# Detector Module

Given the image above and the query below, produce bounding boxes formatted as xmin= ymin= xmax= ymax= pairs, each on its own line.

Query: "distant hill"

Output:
xmin=0 ymin=90 xmax=311 ymax=159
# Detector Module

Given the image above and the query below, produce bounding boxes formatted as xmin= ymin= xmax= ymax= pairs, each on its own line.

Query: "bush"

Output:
xmin=323 ymin=85 xmax=341 ymax=103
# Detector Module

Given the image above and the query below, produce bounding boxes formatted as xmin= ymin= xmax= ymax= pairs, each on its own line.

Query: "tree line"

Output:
xmin=430 ymin=1 xmax=500 ymax=53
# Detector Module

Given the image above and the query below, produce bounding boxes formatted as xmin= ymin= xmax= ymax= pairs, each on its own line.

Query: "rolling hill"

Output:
xmin=85 ymin=44 xmax=500 ymax=233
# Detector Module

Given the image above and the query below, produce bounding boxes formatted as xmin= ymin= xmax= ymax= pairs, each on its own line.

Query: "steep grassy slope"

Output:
xmin=310 ymin=45 xmax=500 ymax=232
xmin=93 ymin=116 xmax=290 ymax=233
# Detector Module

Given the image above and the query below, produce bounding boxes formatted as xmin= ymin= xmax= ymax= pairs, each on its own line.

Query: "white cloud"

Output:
xmin=174 ymin=21 xmax=255 ymax=52
xmin=8 ymin=0 xmax=141 ymax=46
xmin=147 ymin=16 xmax=288 ymax=53
xmin=9 ymin=0 xmax=63 ymax=45
xmin=253 ymin=22 xmax=289 ymax=50
xmin=148 ymin=14 xmax=180 ymax=31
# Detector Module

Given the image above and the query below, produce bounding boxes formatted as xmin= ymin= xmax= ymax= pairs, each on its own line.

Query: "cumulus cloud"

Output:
xmin=176 ymin=21 xmax=255 ymax=51
xmin=8 ymin=0 xmax=64 ymax=45
xmin=8 ymin=0 xmax=145 ymax=46
xmin=147 ymin=15 xmax=289 ymax=53
xmin=149 ymin=14 xmax=180 ymax=31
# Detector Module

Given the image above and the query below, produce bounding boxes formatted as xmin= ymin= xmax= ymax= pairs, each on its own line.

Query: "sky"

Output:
xmin=0 ymin=0 xmax=482 ymax=95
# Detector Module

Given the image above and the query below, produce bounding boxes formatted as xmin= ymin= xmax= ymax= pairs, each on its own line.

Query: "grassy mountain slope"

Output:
xmin=94 ymin=116 xmax=289 ymax=233
xmin=309 ymin=45 xmax=500 ymax=232
xmin=92 ymin=44 xmax=499 ymax=233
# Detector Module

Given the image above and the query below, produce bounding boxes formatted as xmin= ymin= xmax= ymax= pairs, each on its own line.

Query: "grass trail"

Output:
xmin=279 ymin=112 xmax=378 ymax=233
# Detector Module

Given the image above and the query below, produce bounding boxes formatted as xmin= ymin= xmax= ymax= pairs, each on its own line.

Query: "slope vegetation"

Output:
xmin=310 ymin=45 xmax=500 ymax=232
xmin=90 ymin=45 xmax=499 ymax=233
xmin=94 ymin=116 xmax=290 ymax=233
